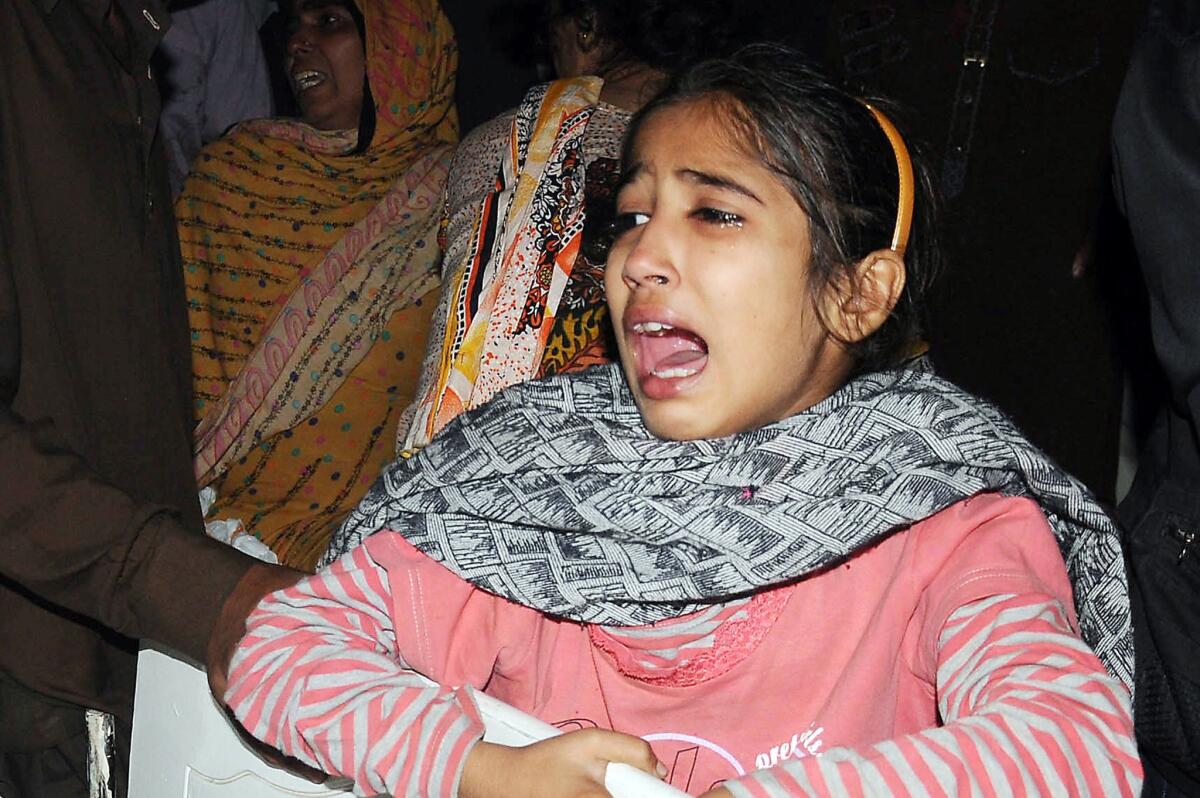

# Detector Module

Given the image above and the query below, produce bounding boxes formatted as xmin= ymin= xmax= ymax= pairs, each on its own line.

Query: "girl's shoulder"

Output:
xmin=357 ymin=528 xmax=460 ymax=576
xmin=915 ymin=492 xmax=1050 ymax=540
xmin=904 ymin=493 xmax=1077 ymax=661
xmin=910 ymin=493 xmax=1055 ymax=558
xmin=769 ymin=494 xmax=1070 ymax=657
xmin=902 ymin=493 xmax=1066 ymax=596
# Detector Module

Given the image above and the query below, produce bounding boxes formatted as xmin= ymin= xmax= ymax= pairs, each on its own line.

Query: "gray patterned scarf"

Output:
xmin=326 ymin=362 xmax=1134 ymax=691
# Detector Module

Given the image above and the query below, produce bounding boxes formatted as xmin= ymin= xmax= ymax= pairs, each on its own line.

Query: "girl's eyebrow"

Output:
xmin=678 ymin=168 xmax=763 ymax=204
xmin=615 ymin=162 xmax=763 ymax=206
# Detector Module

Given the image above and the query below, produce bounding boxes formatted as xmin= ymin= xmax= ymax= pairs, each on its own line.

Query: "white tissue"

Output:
xmin=198 ymin=487 xmax=279 ymax=564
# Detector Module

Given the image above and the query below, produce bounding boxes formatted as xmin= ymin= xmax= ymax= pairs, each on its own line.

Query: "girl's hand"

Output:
xmin=460 ymin=729 xmax=666 ymax=797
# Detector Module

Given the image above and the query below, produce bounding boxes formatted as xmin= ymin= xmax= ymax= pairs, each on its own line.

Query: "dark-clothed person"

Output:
xmin=0 ymin=0 xmax=260 ymax=794
xmin=824 ymin=0 xmax=1143 ymax=501
xmin=1113 ymin=0 xmax=1200 ymax=793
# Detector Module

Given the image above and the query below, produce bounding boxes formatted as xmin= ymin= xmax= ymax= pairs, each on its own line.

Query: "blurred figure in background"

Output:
xmin=1112 ymin=0 xmax=1200 ymax=793
xmin=156 ymin=0 xmax=275 ymax=196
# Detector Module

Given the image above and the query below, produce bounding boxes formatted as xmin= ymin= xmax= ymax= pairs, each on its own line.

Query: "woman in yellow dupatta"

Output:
xmin=178 ymin=0 xmax=457 ymax=570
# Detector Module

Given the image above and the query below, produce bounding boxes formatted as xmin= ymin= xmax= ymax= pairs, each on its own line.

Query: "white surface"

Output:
xmin=129 ymin=647 xmax=687 ymax=797
xmin=128 ymin=647 xmax=346 ymax=798
xmin=198 ymin=488 xmax=279 ymax=564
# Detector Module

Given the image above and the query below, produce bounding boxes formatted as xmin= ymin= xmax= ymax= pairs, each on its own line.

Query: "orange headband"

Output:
xmin=861 ymin=102 xmax=915 ymax=256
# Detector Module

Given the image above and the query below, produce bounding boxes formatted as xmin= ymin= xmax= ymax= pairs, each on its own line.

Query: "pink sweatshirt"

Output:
xmin=228 ymin=494 xmax=1140 ymax=796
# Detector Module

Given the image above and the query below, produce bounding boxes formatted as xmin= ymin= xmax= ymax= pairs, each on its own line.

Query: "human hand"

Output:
xmin=205 ymin=561 xmax=305 ymax=699
xmin=222 ymin=703 xmax=331 ymax=785
xmin=459 ymin=729 xmax=666 ymax=798
xmin=206 ymin=562 xmax=326 ymax=783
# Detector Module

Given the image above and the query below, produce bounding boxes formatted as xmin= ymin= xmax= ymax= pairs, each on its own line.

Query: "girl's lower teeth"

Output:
xmin=652 ymin=367 xmax=699 ymax=379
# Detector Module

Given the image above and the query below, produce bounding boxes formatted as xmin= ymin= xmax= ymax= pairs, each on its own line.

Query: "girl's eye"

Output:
xmin=611 ymin=211 xmax=650 ymax=237
xmin=319 ymin=11 xmax=346 ymax=26
xmin=692 ymin=207 xmax=744 ymax=228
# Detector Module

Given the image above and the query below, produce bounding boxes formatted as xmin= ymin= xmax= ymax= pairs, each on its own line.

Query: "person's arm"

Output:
xmin=226 ymin=535 xmax=664 ymax=797
xmin=714 ymin=592 xmax=1141 ymax=797
xmin=227 ymin=540 xmax=492 ymax=795
xmin=0 ymin=413 xmax=251 ymax=660
xmin=0 ymin=235 xmax=261 ymax=662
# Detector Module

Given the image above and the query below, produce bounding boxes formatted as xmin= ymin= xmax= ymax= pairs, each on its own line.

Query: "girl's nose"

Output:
xmin=619 ymin=221 xmax=678 ymax=291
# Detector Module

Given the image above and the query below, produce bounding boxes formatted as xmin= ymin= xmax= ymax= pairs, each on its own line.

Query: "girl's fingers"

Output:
xmin=577 ymin=728 xmax=664 ymax=777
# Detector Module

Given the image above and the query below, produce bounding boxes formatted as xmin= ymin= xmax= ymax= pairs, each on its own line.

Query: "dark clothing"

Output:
xmin=1121 ymin=480 xmax=1200 ymax=795
xmin=1114 ymin=0 xmax=1200 ymax=488
xmin=439 ymin=0 xmax=538 ymax=133
xmin=0 ymin=0 xmax=250 ymax=755
xmin=0 ymin=712 xmax=130 ymax=798
xmin=1113 ymin=0 xmax=1200 ymax=792
xmin=0 ymin=718 xmax=89 ymax=798
xmin=825 ymin=0 xmax=1142 ymax=500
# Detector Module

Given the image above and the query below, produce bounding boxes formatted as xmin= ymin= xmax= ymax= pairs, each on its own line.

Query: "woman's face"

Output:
xmin=605 ymin=100 xmax=853 ymax=441
xmin=285 ymin=1 xmax=366 ymax=131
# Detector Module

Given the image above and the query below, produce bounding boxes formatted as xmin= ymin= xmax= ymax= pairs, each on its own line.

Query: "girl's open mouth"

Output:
xmin=627 ymin=317 xmax=709 ymax=399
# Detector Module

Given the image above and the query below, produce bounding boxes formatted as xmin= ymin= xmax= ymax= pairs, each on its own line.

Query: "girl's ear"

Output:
xmin=822 ymin=248 xmax=907 ymax=344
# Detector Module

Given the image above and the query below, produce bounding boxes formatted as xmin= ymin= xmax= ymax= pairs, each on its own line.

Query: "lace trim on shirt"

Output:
xmin=588 ymin=586 xmax=793 ymax=688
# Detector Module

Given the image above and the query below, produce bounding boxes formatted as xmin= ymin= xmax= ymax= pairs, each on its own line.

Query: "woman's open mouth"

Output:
xmin=291 ymin=69 xmax=327 ymax=93
xmin=627 ymin=315 xmax=709 ymax=400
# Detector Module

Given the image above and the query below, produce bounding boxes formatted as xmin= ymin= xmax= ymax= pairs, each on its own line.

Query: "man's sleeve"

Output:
xmin=0 ymin=239 xmax=250 ymax=661
xmin=0 ymin=414 xmax=250 ymax=660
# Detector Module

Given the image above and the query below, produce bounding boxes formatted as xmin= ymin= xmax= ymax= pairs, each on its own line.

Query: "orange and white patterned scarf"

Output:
xmin=403 ymin=77 xmax=602 ymax=450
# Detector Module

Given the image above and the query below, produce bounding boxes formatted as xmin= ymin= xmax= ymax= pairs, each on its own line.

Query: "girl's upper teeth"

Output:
xmin=294 ymin=71 xmax=324 ymax=87
xmin=634 ymin=321 xmax=674 ymax=334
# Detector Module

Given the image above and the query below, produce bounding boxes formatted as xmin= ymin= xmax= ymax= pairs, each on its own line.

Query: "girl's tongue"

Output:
xmin=634 ymin=325 xmax=709 ymax=379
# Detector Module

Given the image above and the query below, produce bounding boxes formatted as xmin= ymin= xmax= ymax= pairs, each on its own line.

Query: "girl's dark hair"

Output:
xmin=541 ymin=0 xmax=759 ymax=74
xmin=625 ymin=43 xmax=942 ymax=373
